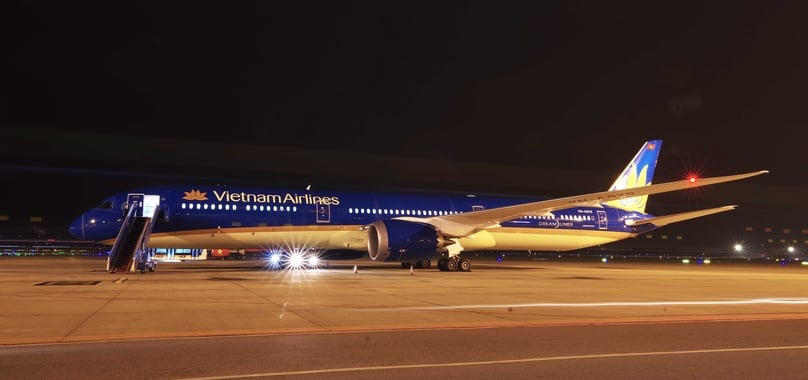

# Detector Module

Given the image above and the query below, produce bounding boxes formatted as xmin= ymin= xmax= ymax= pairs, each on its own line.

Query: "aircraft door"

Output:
xmin=316 ymin=204 xmax=330 ymax=223
xmin=125 ymin=193 xmax=145 ymax=217
xmin=158 ymin=204 xmax=170 ymax=222
xmin=597 ymin=210 xmax=607 ymax=229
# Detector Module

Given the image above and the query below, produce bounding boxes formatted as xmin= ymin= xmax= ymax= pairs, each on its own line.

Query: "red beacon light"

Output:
xmin=683 ymin=170 xmax=702 ymax=183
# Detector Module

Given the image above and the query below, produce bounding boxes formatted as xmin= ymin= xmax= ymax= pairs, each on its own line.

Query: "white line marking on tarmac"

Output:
xmin=177 ymin=344 xmax=808 ymax=379
xmin=391 ymin=297 xmax=808 ymax=310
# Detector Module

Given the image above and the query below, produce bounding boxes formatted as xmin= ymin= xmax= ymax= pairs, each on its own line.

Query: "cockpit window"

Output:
xmin=96 ymin=201 xmax=114 ymax=210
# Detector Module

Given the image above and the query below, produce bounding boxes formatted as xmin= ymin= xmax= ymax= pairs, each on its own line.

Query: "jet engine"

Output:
xmin=366 ymin=219 xmax=445 ymax=262
xmin=319 ymin=249 xmax=366 ymax=260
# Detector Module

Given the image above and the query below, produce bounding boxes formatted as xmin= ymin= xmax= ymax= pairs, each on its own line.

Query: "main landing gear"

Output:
xmin=401 ymin=259 xmax=432 ymax=269
xmin=437 ymin=256 xmax=471 ymax=272
xmin=401 ymin=257 xmax=472 ymax=272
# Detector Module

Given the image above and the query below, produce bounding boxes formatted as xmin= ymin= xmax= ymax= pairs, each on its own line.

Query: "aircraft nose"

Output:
xmin=68 ymin=216 xmax=84 ymax=240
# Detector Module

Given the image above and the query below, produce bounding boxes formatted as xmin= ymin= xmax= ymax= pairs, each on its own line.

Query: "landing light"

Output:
xmin=269 ymin=253 xmax=281 ymax=264
xmin=288 ymin=252 xmax=305 ymax=268
xmin=308 ymin=255 xmax=320 ymax=267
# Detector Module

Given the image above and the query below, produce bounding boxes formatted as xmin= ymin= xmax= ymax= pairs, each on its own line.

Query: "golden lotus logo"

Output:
xmin=606 ymin=164 xmax=649 ymax=213
xmin=183 ymin=189 xmax=208 ymax=201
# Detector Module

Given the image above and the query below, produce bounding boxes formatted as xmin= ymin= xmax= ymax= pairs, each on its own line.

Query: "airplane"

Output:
xmin=67 ymin=140 xmax=768 ymax=273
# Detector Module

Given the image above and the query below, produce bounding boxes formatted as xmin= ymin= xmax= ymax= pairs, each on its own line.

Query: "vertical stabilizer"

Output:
xmin=605 ymin=140 xmax=662 ymax=213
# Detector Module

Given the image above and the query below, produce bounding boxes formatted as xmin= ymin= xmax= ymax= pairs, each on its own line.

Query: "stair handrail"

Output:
xmin=106 ymin=201 xmax=141 ymax=272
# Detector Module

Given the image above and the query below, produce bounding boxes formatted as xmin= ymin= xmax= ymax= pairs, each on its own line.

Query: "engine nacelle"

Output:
xmin=367 ymin=219 xmax=442 ymax=262
xmin=319 ymin=249 xmax=366 ymax=260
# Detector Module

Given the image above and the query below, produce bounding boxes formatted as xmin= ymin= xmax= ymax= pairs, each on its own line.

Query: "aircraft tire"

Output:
xmin=445 ymin=258 xmax=458 ymax=272
xmin=459 ymin=258 xmax=471 ymax=272
xmin=437 ymin=258 xmax=448 ymax=271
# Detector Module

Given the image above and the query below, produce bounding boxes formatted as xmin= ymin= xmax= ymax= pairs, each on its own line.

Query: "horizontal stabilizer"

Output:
xmin=629 ymin=205 xmax=738 ymax=228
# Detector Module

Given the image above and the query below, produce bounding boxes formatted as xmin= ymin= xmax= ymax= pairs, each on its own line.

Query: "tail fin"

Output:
xmin=605 ymin=140 xmax=663 ymax=213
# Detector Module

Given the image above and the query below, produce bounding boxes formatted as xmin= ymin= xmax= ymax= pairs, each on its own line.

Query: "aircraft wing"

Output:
xmin=395 ymin=170 xmax=768 ymax=237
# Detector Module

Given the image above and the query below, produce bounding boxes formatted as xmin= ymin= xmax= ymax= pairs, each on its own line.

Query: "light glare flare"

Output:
xmin=307 ymin=255 xmax=320 ymax=268
xmin=288 ymin=252 xmax=305 ymax=268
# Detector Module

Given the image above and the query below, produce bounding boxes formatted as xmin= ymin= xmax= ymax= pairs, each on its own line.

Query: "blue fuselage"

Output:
xmin=69 ymin=185 xmax=654 ymax=261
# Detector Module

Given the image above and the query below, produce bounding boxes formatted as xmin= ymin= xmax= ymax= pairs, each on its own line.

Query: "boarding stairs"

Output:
xmin=107 ymin=194 xmax=160 ymax=273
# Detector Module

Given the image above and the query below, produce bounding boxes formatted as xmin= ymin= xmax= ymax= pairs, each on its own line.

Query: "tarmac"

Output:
xmin=2 ymin=255 xmax=808 ymax=346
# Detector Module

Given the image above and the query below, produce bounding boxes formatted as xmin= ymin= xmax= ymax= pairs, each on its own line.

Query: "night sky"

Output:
xmin=2 ymin=2 xmax=806 ymax=236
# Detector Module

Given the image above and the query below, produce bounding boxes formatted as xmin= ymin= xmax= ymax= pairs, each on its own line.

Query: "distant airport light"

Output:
xmin=688 ymin=176 xmax=697 ymax=183
xmin=681 ymin=259 xmax=690 ymax=264
xmin=788 ymin=246 xmax=795 ymax=253
xmin=734 ymin=244 xmax=743 ymax=252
